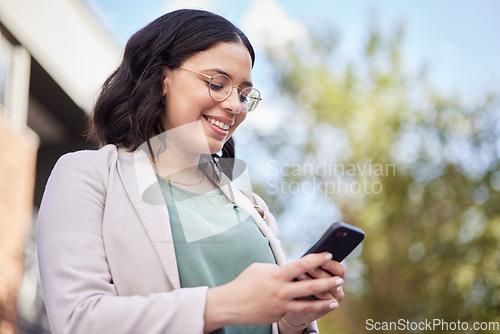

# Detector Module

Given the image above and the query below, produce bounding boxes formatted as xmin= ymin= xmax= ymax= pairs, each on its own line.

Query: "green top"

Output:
xmin=157 ymin=176 xmax=275 ymax=334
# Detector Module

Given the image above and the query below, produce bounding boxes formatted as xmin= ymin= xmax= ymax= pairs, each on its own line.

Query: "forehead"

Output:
xmin=184 ymin=43 xmax=253 ymax=80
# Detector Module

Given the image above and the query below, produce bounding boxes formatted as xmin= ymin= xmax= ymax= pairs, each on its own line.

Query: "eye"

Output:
xmin=209 ymin=82 xmax=224 ymax=91
xmin=209 ymin=74 xmax=230 ymax=92
xmin=239 ymin=92 xmax=248 ymax=103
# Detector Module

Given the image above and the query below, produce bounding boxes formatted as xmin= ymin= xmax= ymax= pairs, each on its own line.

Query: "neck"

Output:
xmin=153 ymin=147 xmax=217 ymax=193
xmin=154 ymin=145 xmax=202 ymax=177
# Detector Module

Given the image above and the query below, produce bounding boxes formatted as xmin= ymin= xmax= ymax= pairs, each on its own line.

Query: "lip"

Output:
xmin=203 ymin=115 xmax=230 ymax=136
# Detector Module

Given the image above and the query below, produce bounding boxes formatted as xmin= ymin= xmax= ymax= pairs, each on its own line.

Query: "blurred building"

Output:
xmin=0 ymin=0 xmax=120 ymax=332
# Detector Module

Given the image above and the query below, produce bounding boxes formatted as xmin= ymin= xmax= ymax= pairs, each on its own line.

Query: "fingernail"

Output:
xmin=309 ymin=268 xmax=317 ymax=273
xmin=329 ymin=301 xmax=339 ymax=310
xmin=324 ymin=253 xmax=333 ymax=261
xmin=298 ymin=274 xmax=308 ymax=280
xmin=335 ymin=278 xmax=344 ymax=286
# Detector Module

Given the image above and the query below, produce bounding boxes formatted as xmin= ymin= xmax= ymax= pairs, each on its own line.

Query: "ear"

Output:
xmin=161 ymin=66 xmax=172 ymax=97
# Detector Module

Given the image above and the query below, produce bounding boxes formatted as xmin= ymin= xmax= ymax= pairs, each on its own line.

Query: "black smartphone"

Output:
xmin=304 ymin=222 xmax=365 ymax=262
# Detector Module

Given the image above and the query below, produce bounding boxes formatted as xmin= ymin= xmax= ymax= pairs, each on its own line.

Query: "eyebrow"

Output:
xmin=205 ymin=68 xmax=253 ymax=87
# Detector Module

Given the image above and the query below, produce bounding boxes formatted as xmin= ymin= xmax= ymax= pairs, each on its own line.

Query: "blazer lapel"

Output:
xmin=117 ymin=148 xmax=181 ymax=289
xmin=219 ymin=173 xmax=287 ymax=265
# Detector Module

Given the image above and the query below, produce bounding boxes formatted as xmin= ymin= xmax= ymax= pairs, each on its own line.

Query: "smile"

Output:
xmin=204 ymin=116 xmax=231 ymax=131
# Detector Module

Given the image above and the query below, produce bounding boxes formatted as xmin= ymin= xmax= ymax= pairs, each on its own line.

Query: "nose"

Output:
xmin=220 ymin=88 xmax=242 ymax=114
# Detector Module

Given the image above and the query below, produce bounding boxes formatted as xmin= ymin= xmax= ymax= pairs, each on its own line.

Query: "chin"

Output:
xmin=208 ymin=144 xmax=225 ymax=155
xmin=206 ymin=134 xmax=231 ymax=153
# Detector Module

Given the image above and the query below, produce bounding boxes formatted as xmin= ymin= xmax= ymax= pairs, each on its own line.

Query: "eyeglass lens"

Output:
xmin=209 ymin=74 xmax=260 ymax=112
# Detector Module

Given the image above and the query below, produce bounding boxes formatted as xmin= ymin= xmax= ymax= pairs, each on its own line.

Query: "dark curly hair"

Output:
xmin=87 ymin=9 xmax=255 ymax=178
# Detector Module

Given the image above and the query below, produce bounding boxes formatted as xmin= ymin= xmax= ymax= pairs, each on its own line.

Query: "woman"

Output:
xmin=37 ymin=9 xmax=345 ymax=334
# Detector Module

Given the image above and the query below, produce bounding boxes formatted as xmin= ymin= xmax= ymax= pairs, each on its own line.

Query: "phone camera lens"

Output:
xmin=336 ymin=230 xmax=348 ymax=238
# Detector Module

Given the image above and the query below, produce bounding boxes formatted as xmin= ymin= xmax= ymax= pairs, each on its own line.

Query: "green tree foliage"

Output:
xmin=260 ymin=23 xmax=500 ymax=333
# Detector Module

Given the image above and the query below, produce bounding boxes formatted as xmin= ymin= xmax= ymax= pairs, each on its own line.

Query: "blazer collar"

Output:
xmin=117 ymin=147 xmax=182 ymax=289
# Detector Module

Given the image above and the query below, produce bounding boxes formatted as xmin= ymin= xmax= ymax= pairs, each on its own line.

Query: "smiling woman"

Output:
xmin=37 ymin=9 xmax=346 ymax=334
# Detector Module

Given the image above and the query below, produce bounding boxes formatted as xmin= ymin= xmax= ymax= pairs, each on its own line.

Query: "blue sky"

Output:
xmin=87 ymin=0 xmax=500 ymax=96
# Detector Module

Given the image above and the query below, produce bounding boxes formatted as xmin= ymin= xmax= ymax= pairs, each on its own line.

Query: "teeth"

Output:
xmin=206 ymin=117 xmax=230 ymax=131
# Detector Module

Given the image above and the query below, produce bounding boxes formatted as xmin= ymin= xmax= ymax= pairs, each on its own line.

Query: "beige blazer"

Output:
xmin=37 ymin=144 xmax=318 ymax=334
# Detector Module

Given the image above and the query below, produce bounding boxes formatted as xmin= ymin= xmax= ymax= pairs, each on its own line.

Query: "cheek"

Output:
xmin=163 ymin=95 xmax=215 ymax=129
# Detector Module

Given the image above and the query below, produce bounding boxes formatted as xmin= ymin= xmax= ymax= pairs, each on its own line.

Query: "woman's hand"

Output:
xmin=203 ymin=252 xmax=344 ymax=333
xmin=281 ymin=257 xmax=345 ymax=330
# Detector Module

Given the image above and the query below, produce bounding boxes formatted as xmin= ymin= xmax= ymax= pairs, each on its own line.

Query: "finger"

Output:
xmin=281 ymin=253 xmax=333 ymax=281
xmin=331 ymin=285 xmax=345 ymax=302
xmin=307 ymin=267 xmax=332 ymax=279
xmin=295 ymin=274 xmax=323 ymax=301
xmin=307 ymin=269 xmax=344 ymax=289
xmin=302 ymin=269 xmax=333 ymax=300
xmin=313 ymin=290 xmax=333 ymax=300
xmin=287 ymin=298 xmax=340 ymax=314
xmin=320 ymin=260 xmax=345 ymax=278
xmin=303 ymin=271 xmax=344 ymax=300
xmin=284 ymin=275 xmax=339 ymax=300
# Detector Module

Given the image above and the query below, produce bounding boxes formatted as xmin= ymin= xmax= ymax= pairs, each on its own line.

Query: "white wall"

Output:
xmin=0 ymin=0 xmax=122 ymax=113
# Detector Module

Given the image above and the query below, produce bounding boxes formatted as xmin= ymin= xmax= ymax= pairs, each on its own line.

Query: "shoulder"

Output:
xmin=55 ymin=144 xmax=119 ymax=167
xmin=39 ymin=146 xmax=120 ymax=219
xmin=53 ymin=144 xmax=122 ymax=174
xmin=48 ymin=144 xmax=122 ymax=188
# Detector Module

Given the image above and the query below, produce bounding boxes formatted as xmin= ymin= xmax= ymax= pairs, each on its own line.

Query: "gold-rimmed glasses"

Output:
xmin=179 ymin=68 xmax=262 ymax=112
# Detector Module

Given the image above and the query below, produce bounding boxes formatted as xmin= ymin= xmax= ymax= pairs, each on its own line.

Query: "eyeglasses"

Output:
xmin=179 ymin=68 xmax=262 ymax=112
